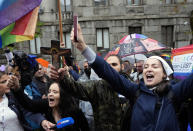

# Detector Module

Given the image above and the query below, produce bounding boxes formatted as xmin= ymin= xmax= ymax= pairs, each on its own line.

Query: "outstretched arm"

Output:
xmin=88 ymin=52 xmax=137 ymax=98
xmin=13 ymin=93 xmax=55 ymax=131
xmin=172 ymin=73 xmax=193 ymax=101
xmin=13 ymin=88 xmax=49 ymax=112
xmin=69 ymin=69 xmax=80 ymax=81
xmin=70 ymin=25 xmax=138 ymax=98
xmin=60 ymin=74 xmax=106 ymax=101
xmin=8 ymin=75 xmax=49 ymax=112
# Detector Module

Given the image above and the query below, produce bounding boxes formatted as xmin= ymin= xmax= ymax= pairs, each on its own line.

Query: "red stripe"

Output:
xmin=11 ymin=10 xmax=33 ymax=35
xmin=119 ymin=35 xmax=128 ymax=44
xmin=172 ymin=44 xmax=193 ymax=54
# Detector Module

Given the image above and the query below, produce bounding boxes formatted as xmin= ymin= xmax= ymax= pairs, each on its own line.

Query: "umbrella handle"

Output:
xmin=133 ymin=54 xmax=140 ymax=83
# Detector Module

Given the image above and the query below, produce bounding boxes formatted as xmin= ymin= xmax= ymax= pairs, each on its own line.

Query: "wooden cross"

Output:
xmin=40 ymin=40 xmax=71 ymax=69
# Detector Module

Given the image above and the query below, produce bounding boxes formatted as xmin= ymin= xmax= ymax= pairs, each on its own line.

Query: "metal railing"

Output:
xmin=55 ymin=11 xmax=73 ymax=20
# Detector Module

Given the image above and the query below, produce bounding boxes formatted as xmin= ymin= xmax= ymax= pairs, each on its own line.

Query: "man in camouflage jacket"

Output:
xmin=61 ymin=77 xmax=122 ymax=131
xmin=58 ymin=55 xmax=125 ymax=131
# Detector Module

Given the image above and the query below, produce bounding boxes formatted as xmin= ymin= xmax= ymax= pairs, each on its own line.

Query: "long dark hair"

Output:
xmin=48 ymin=80 xmax=78 ymax=118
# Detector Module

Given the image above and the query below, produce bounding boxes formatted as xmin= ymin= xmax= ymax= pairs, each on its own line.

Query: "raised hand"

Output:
xmin=70 ymin=24 xmax=87 ymax=52
xmin=47 ymin=64 xmax=70 ymax=80
xmin=58 ymin=65 xmax=70 ymax=78
xmin=47 ymin=64 xmax=59 ymax=80
xmin=8 ymin=75 xmax=20 ymax=91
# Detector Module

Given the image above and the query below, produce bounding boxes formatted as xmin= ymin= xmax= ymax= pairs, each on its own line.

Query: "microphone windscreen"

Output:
xmin=56 ymin=117 xmax=74 ymax=129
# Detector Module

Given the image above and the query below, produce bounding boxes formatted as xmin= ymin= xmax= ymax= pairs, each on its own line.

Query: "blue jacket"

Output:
xmin=7 ymin=92 xmax=45 ymax=131
xmin=69 ymin=69 xmax=80 ymax=81
xmin=90 ymin=56 xmax=193 ymax=131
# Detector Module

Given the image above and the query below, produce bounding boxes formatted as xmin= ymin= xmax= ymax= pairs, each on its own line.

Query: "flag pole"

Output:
xmin=57 ymin=0 xmax=66 ymax=67
xmin=57 ymin=0 xmax=64 ymax=48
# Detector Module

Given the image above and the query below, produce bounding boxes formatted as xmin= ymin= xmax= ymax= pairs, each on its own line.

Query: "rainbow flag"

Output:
xmin=172 ymin=44 xmax=193 ymax=80
xmin=161 ymin=54 xmax=171 ymax=61
xmin=0 ymin=7 xmax=39 ymax=48
xmin=0 ymin=0 xmax=42 ymax=30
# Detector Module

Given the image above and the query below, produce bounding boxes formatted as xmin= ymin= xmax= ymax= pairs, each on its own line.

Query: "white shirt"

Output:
xmin=130 ymin=72 xmax=143 ymax=82
xmin=0 ymin=95 xmax=24 ymax=131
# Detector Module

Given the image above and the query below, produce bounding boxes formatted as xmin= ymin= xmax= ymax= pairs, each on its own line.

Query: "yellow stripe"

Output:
xmin=15 ymin=35 xmax=33 ymax=42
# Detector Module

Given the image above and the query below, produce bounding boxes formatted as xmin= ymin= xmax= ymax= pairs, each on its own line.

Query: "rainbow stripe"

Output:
xmin=172 ymin=44 xmax=193 ymax=79
xmin=161 ymin=54 xmax=171 ymax=60
xmin=0 ymin=0 xmax=42 ymax=30
xmin=171 ymin=44 xmax=193 ymax=61
xmin=0 ymin=7 xmax=39 ymax=48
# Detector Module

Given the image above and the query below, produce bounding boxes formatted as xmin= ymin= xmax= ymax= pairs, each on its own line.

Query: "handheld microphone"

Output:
xmin=50 ymin=117 xmax=74 ymax=130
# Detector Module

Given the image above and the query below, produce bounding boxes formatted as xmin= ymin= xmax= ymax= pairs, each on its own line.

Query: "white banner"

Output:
xmin=172 ymin=53 xmax=193 ymax=73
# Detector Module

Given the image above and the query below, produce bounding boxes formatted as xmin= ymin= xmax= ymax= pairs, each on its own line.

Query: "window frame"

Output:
xmin=94 ymin=0 xmax=109 ymax=6
xmin=59 ymin=0 xmax=72 ymax=12
xmin=29 ymin=37 xmax=41 ymax=54
xmin=96 ymin=28 xmax=110 ymax=51
xmin=161 ymin=25 xmax=174 ymax=47
xmin=162 ymin=0 xmax=175 ymax=4
xmin=127 ymin=0 xmax=143 ymax=5
xmin=58 ymin=32 xmax=72 ymax=49
xmin=128 ymin=26 xmax=142 ymax=34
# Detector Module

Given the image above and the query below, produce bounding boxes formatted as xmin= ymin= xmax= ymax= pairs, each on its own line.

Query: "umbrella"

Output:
xmin=122 ymin=54 xmax=147 ymax=64
xmin=119 ymin=33 xmax=148 ymax=43
xmin=104 ymin=33 xmax=166 ymax=60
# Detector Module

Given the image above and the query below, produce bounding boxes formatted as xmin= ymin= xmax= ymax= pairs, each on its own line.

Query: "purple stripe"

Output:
xmin=135 ymin=34 xmax=148 ymax=39
xmin=0 ymin=0 xmax=42 ymax=30
xmin=174 ymin=76 xmax=186 ymax=80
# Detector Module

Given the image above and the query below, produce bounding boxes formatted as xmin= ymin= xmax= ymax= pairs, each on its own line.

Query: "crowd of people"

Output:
xmin=0 ymin=25 xmax=193 ymax=131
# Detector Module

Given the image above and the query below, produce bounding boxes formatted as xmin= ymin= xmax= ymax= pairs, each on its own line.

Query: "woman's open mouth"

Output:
xmin=146 ymin=74 xmax=154 ymax=81
xmin=48 ymin=98 xmax=55 ymax=104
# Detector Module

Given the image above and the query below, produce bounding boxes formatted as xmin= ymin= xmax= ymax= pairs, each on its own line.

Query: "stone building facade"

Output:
xmin=1 ymin=0 xmax=193 ymax=64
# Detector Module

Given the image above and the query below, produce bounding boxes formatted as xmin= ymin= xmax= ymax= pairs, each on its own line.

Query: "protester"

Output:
xmin=121 ymin=60 xmax=133 ymax=81
xmin=69 ymin=59 xmax=96 ymax=131
xmin=70 ymin=25 xmax=193 ymax=131
xmin=0 ymin=65 xmax=54 ymax=131
xmin=79 ymin=59 xmax=91 ymax=80
xmin=129 ymin=55 xmax=146 ymax=83
xmin=118 ymin=59 xmax=134 ymax=131
xmin=48 ymin=54 xmax=125 ymax=131
xmin=70 ymin=59 xmax=90 ymax=81
xmin=10 ymin=51 xmax=50 ymax=130
xmin=11 ymin=76 xmax=89 ymax=131
xmin=32 ymin=63 xmax=49 ymax=98
xmin=9 ymin=50 xmax=89 ymax=131
xmin=166 ymin=60 xmax=193 ymax=131
xmin=12 ymin=51 xmax=39 ymax=89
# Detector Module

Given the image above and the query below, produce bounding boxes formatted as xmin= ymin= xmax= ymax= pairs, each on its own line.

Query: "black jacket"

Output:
xmin=13 ymin=89 xmax=89 ymax=131
xmin=6 ymin=92 xmax=45 ymax=131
